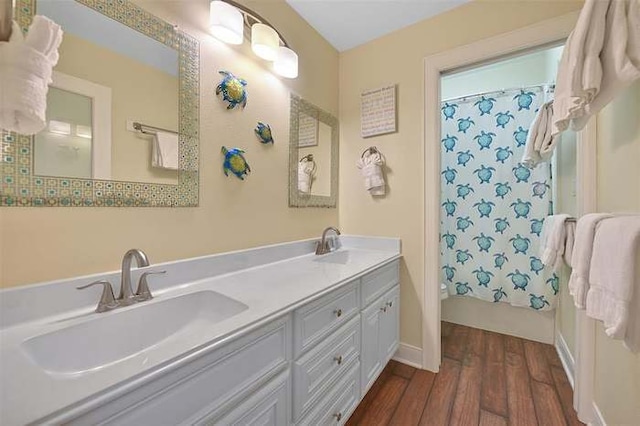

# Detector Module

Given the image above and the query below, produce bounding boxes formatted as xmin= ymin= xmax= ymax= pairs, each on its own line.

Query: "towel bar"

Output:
xmin=133 ymin=122 xmax=178 ymax=136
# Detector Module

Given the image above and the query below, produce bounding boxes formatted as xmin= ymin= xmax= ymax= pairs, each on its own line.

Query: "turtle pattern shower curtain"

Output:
xmin=440 ymin=85 xmax=558 ymax=311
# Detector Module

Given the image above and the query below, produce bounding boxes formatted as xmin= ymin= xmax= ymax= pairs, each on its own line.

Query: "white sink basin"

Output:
xmin=313 ymin=251 xmax=350 ymax=265
xmin=21 ymin=291 xmax=248 ymax=375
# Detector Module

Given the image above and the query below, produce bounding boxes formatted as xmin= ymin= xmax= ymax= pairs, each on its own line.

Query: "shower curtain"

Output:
xmin=440 ymin=85 xmax=558 ymax=311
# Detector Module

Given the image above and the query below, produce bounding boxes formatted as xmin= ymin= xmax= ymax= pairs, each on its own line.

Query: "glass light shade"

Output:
xmin=209 ymin=0 xmax=243 ymax=45
xmin=251 ymin=23 xmax=279 ymax=61
xmin=274 ymin=46 xmax=298 ymax=79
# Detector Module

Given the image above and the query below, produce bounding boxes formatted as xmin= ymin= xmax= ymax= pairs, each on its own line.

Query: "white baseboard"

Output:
xmin=589 ymin=402 xmax=606 ymax=426
xmin=555 ymin=331 xmax=575 ymax=389
xmin=393 ymin=342 xmax=423 ymax=369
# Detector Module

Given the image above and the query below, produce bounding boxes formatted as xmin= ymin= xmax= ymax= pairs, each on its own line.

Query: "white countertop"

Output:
xmin=0 ymin=236 xmax=400 ymax=425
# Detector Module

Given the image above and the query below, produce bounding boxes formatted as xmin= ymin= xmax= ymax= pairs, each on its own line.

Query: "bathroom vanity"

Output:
xmin=0 ymin=236 xmax=400 ymax=425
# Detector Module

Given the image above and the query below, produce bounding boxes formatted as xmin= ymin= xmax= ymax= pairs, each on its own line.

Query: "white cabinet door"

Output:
xmin=360 ymin=299 xmax=383 ymax=396
xmin=379 ymin=286 xmax=400 ymax=365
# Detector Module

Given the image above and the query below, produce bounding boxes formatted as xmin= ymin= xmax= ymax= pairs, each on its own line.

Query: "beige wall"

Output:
xmin=0 ymin=0 xmax=339 ymax=287
xmin=592 ymin=81 xmax=640 ymax=425
xmin=338 ymin=0 xmax=583 ymax=349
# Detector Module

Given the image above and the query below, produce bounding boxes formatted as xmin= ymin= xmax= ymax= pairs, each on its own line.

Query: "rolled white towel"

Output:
xmin=586 ymin=215 xmax=640 ymax=344
xmin=568 ymin=213 xmax=613 ymax=308
xmin=539 ymin=214 xmax=570 ymax=272
xmin=298 ymin=160 xmax=314 ymax=193
xmin=521 ymin=101 xmax=557 ymax=168
xmin=25 ymin=16 xmax=63 ymax=65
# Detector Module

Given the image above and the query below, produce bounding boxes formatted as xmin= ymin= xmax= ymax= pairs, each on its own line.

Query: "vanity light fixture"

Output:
xmin=209 ymin=0 xmax=298 ymax=79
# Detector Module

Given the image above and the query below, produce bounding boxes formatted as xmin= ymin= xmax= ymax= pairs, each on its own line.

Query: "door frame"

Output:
xmin=422 ymin=10 xmax=596 ymax=423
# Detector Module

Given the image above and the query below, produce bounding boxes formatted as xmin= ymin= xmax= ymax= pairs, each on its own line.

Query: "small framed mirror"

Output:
xmin=289 ymin=94 xmax=338 ymax=208
xmin=2 ymin=0 xmax=199 ymax=207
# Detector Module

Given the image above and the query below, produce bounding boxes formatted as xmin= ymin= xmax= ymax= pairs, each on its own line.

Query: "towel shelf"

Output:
xmin=133 ymin=121 xmax=178 ymax=136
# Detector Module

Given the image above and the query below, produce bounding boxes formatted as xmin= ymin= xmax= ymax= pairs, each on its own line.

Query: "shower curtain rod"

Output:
xmin=442 ymin=83 xmax=555 ymax=104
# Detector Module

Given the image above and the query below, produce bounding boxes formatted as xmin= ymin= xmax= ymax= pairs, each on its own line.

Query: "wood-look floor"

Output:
xmin=346 ymin=322 xmax=584 ymax=426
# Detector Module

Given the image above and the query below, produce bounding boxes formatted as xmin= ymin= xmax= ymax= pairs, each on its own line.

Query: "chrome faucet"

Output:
xmin=77 ymin=249 xmax=165 ymax=313
xmin=315 ymin=227 xmax=341 ymax=255
xmin=119 ymin=249 xmax=150 ymax=305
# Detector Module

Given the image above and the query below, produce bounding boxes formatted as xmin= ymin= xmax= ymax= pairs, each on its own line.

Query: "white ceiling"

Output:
xmin=285 ymin=0 xmax=472 ymax=52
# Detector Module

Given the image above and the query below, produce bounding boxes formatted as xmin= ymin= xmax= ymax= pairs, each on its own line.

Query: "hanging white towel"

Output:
xmin=552 ymin=0 xmax=640 ymax=134
xmin=298 ymin=158 xmax=315 ymax=193
xmin=564 ymin=220 xmax=576 ymax=267
xmin=539 ymin=214 xmax=570 ymax=272
xmin=152 ymin=131 xmax=178 ymax=170
xmin=0 ymin=16 xmax=63 ymax=135
xmin=568 ymin=213 xmax=613 ymax=308
xmin=623 ymin=248 xmax=640 ymax=352
xmin=356 ymin=150 xmax=386 ymax=196
xmin=521 ymin=101 xmax=558 ymax=168
xmin=586 ymin=215 xmax=640 ymax=350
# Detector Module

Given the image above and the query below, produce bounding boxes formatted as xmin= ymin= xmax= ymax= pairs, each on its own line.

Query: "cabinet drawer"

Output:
xmin=200 ymin=370 xmax=290 ymax=426
xmin=68 ymin=316 xmax=291 ymax=426
xmin=361 ymin=261 xmax=399 ymax=307
xmin=293 ymin=315 xmax=360 ymax=421
xmin=297 ymin=360 xmax=360 ymax=426
xmin=293 ymin=281 xmax=359 ymax=358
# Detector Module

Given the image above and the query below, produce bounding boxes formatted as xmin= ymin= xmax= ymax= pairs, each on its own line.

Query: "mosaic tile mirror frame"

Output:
xmin=1 ymin=0 xmax=199 ymax=207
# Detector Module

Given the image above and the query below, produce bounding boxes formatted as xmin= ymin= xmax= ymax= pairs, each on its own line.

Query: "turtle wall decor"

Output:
xmin=255 ymin=122 xmax=274 ymax=144
xmin=216 ymin=71 xmax=248 ymax=110
xmin=221 ymin=146 xmax=251 ymax=180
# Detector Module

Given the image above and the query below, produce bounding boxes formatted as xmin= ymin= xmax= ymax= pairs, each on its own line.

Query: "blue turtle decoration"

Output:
xmin=456 ymin=216 xmax=474 ymax=233
xmin=513 ymin=126 xmax=529 ymax=147
xmin=532 ymin=181 xmax=550 ymax=199
xmin=509 ymin=234 xmax=531 ymax=254
xmin=442 ymin=265 xmax=456 ymax=282
xmin=473 ymin=198 xmax=496 ymax=218
xmin=442 ymin=134 xmax=458 ymax=152
xmin=473 ymin=96 xmax=497 ymax=116
xmin=442 ymin=199 xmax=457 ymax=217
xmin=221 ymin=146 xmax=251 ymax=180
xmin=441 ymin=102 xmax=458 ymax=120
xmin=530 ymin=218 xmax=544 ymax=236
xmin=513 ymin=90 xmax=537 ymax=111
xmin=494 ymin=217 xmax=510 ymax=234
xmin=507 ymin=269 xmax=531 ymax=291
xmin=547 ymin=274 xmax=559 ymax=295
xmin=493 ymin=252 xmax=509 ymax=269
xmin=473 ymin=131 xmax=496 ymax=150
xmin=529 ymin=294 xmax=550 ymax=310
xmin=473 ymin=165 xmax=496 ymax=184
xmin=442 ymin=167 xmax=458 ymax=185
xmin=455 ymin=281 xmax=473 ymax=295
xmin=530 ymin=256 xmax=545 ymax=275
xmin=512 ymin=164 xmax=532 ymax=183
xmin=473 ymin=232 xmax=495 ymax=252
xmin=456 ymin=183 xmax=475 ymax=200
xmin=494 ymin=182 xmax=512 ymax=199
xmin=254 ymin=122 xmax=273 ymax=144
xmin=495 ymin=111 xmax=515 ymax=128
xmin=473 ymin=267 xmax=494 ymax=287
xmin=493 ymin=287 xmax=508 ymax=302
xmin=455 ymin=249 xmax=474 ymax=265
xmin=457 ymin=117 xmax=475 ymax=133
xmin=494 ymin=146 xmax=514 ymax=163
xmin=442 ymin=232 xmax=457 ymax=249
xmin=510 ymin=198 xmax=533 ymax=218
xmin=216 ymin=71 xmax=248 ymax=110
xmin=456 ymin=150 xmax=474 ymax=167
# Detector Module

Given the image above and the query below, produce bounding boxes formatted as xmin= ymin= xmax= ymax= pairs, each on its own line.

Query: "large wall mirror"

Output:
xmin=1 ymin=0 xmax=199 ymax=207
xmin=289 ymin=94 xmax=338 ymax=208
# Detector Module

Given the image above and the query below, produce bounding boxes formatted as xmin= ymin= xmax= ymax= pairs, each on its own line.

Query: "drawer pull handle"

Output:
xmin=334 ymin=412 xmax=342 ymax=421
xmin=386 ymin=301 xmax=393 ymax=308
xmin=334 ymin=309 xmax=343 ymax=317
xmin=334 ymin=355 xmax=343 ymax=365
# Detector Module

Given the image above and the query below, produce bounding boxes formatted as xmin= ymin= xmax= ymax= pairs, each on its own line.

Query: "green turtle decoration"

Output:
xmin=254 ymin=122 xmax=274 ymax=144
xmin=221 ymin=146 xmax=251 ymax=180
xmin=216 ymin=71 xmax=248 ymax=110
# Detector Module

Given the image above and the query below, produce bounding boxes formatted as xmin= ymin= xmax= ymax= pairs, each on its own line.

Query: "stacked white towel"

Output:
xmin=151 ymin=131 xmax=178 ymax=170
xmin=521 ymin=101 xmax=558 ymax=168
xmin=298 ymin=158 xmax=315 ymax=194
xmin=0 ymin=17 xmax=63 ymax=135
xmin=552 ymin=0 xmax=640 ymax=134
xmin=539 ymin=214 xmax=571 ymax=272
xmin=568 ymin=213 xmax=612 ymax=308
xmin=356 ymin=150 xmax=385 ymax=196
xmin=585 ymin=215 xmax=640 ymax=352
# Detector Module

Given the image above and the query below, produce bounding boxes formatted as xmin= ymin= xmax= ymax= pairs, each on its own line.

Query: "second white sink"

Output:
xmin=21 ymin=290 xmax=248 ymax=375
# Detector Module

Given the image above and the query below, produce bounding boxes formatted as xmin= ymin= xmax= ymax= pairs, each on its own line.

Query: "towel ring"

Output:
xmin=361 ymin=146 xmax=380 ymax=158
xmin=300 ymin=153 xmax=314 ymax=162
xmin=299 ymin=154 xmax=317 ymax=174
